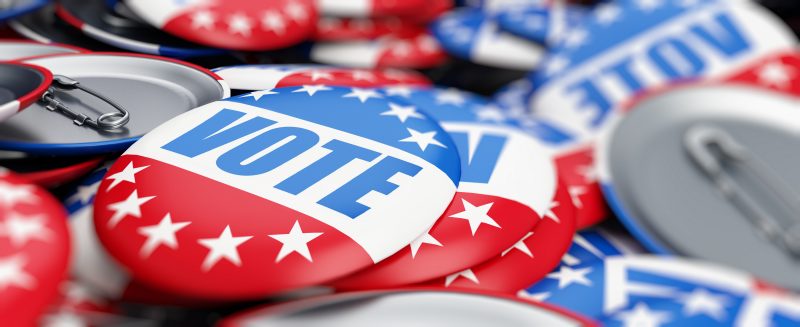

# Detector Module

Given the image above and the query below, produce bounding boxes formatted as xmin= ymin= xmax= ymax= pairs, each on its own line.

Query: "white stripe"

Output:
xmin=0 ymin=100 xmax=20 ymax=122
xmin=126 ymin=101 xmax=455 ymax=262
xmin=317 ymin=0 xmax=371 ymax=17
xmin=442 ymin=123 xmax=556 ymax=216
xmin=215 ymin=67 xmax=304 ymax=91
xmin=70 ymin=206 xmax=130 ymax=299
xmin=311 ymin=42 xmax=382 ymax=68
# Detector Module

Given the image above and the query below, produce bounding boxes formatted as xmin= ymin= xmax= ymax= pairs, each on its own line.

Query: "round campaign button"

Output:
xmin=431 ymin=8 xmax=544 ymax=70
xmin=0 ymin=53 xmax=228 ymax=155
xmin=317 ymin=0 xmax=427 ymax=18
xmin=495 ymin=4 xmax=586 ymax=45
xmin=63 ymin=166 xmax=218 ymax=306
xmin=125 ymin=0 xmax=317 ymax=51
xmin=219 ymin=288 xmax=597 ymax=327
xmin=0 ymin=170 xmax=71 ymax=326
xmin=492 ymin=80 xmax=609 ymax=229
xmin=0 ymin=40 xmax=87 ymax=61
xmin=8 ymin=4 xmax=120 ymax=51
xmin=313 ymin=17 xmax=419 ymax=41
xmin=424 ymin=179 xmax=576 ymax=293
xmin=212 ymin=64 xmax=431 ymax=91
xmin=57 ymin=0 xmax=225 ymax=57
xmin=597 ymin=83 xmax=800 ymax=291
xmin=527 ymin=0 xmax=796 ymax=143
xmin=92 ymin=86 xmax=461 ymax=299
xmin=0 ymin=152 xmax=103 ymax=188
xmin=333 ymin=88 xmax=557 ymax=290
xmin=0 ymin=0 xmax=48 ymax=23
xmin=310 ymin=29 xmax=447 ymax=69
xmin=723 ymin=50 xmax=800 ymax=95
xmin=521 ymin=255 xmax=800 ymax=326
xmin=0 ymin=62 xmax=52 ymax=123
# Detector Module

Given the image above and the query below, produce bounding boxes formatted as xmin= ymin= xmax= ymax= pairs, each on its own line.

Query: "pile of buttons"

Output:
xmin=2 ymin=0 xmax=800 ymax=326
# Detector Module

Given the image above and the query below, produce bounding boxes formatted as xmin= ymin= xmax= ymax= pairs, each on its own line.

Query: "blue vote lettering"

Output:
xmin=163 ymin=108 xmax=422 ymax=218
xmin=449 ymin=131 xmax=508 ymax=184
xmin=564 ymin=12 xmax=750 ymax=127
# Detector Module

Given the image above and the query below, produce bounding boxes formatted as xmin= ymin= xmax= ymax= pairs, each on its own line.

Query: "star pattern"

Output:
xmin=501 ymin=232 xmax=534 ymax=257
xmin=383 ymin=86 xmax=414 ymax=98
xmin=137 ymin=213 xmax=191 ymax=258
xmin=544 ymin=201 xmax=560 ymax=223
xmin=306 ymin=70 xmax=334 ymax=81
xmin=261 ymin=11 xmax=286 ymax=35
xmin=227 ymin=13 xmax=254 ymax=37
xmin=243 ymin=89 xmax=278 ymax=101
xmin=106 ymin=190 xmax=156 ymax=229
xmin=0 ymin=181 xmax=36 ymax=207
xmin=757 ymin=61 xmax=795 ymax=89
xmin=0 ymin=255 xmax=35 ymax=291
xmin=343 ymin=88 xmax=383 ymax=103
xmin=0 ymin=213 xmax=53 ymax=247
xmin=547 ymin=265 xmax=593 ymax=289
xmin=435 ymin=88 xmax=467 ymax=106
xmin=190 ymin=10 xmax=215 ymax=30
xmin=678 ymin=288 xmax=730 ymax=321
xmin=615 ymin=302 xmax=671 ymax=327
xmin=198 ymin=225 xmax=253 ymax=271
xmin=399 ymin=128 xmax=447 ymax=151
xmin=595 ymin=4 xmax=622 ymax=25
xmin=292 ymin=84 xmax=332 ymax=96
xmin=381 ymin=103 xmax=423 ymax=123
xmin=408 ymin=229 xmax=442 ymax=258
xmin=449 ymin=199 xmax=500 ymax=236
xmin=105 ymin=163 xmax=149 ymax=192
xmin=445 ymin=268 xmax=479 ymax=287
xmin=568 ymin=186 xmax=587 ymax=208
xmin=269 ymin=221 xmax=323 ymax=263
xmin=66 ymin=180 xmax=101 ymax=205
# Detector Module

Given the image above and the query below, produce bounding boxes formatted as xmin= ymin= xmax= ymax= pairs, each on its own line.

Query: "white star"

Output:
xmin=137 ymin=213 xmax=191 ymax=258
xmin=399 ymin=128 xmax=447 ymax=151
xmin=284 ymin=1 xmax=309 ymax=22
xmin=191 ymin=10 xmax=215 ymax=30
xmin=228 ymin=13 xmax=254 ymax=37
xmin=0 ymin=213 xmax=52 ymax=247
xmin=595 ymin=4 xmax=622 ymax=25
xmin=449 ymin=199 xmax=500 ymax=236
xmin=381 ymin=103 xmax=423 ymax=123
xmin=544 ymin=201 xmax=560 ymax=223
xmin=435 ymin=88 xmax=467 ymax=106
xmin=636 ymin=0 xmax=663 ymax=12
xmin=576 ymin=165 xmax=598 ymax=182
xmin=518 ymin=290 xmax=550 ymax=302
xmin=306 ymin=70 xmax=334 ymax=81
xmin=383 ymin=86 xmax=413 ymax=97
xmin=269 ymin=220 xmax=323 ymax=263
xmin=198 ymin=225 xmax=252 ymax=271
xmin=544 ymin=55 xmax=570 ymax=76
xmin=678 ymin=288 xmax=730 ymax=321
xmin=261 ymin=11 xmax=286 ymax=35
xmin=547 ymin=266 xmax=593 ymax=289
xmin=615 ymin=302 xmax=671 ymax=327
xmin=502 ymin=232 xmax=533 ymax=257
xmin=343 ymin=88 xmax=383 ymax=103
xmin=0 ymin=181 xmax=36 ymax=207
xmin=445 ymin=268 xmax=479 ymax=287
xmin=66 ymin=181 xmax=100 ymax=205
xmin=757 ymin=61 xmax=795 ymax=89
xmin=105 ymin=162 xmax=149 ymax=192
xmin=242 ymin=89 xmax=278 ymax=101
xmin=106 ymin=190 xmax=155 ymax=229
xmin=351 ymin=70 xmax=376 ymax=81
xmin=408 ymin=229 xmax=442 ymax=258
xmin=568 ymin=186 xmax=587 ymax=208
xmin=562 ymin=28 xmax=588 ymax=49
xmin=475 ymin=105 xmax=506 ymax=122
xmin=292 ymin=84 xmax=332 ymax=96
xmin=0 ymin=255 xmax=35 ymax=291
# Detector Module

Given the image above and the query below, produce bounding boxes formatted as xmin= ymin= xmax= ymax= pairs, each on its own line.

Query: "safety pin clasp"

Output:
xmin=684 ymin=124 xmax=800 ymax=258
xmin=39 ymin=75 xmax=130 ymax=131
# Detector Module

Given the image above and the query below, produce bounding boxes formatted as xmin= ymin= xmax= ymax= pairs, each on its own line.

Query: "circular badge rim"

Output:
xmin=0 ymin=52 xmax=230 ymax=155
xmin=0 ymin=61 xmax=54 ymax=118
